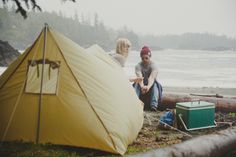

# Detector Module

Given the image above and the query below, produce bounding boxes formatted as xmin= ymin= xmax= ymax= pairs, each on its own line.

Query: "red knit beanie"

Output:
xmin=140 ymin=46 xmax=151 ymax=57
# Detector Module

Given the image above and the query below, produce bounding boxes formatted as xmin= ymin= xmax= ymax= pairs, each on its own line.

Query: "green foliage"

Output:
xmin=0 ymin=8 xmax=140 ymax=51
xmin=140 ymin=33 xmax=236 ymax=51
xmin=2 ymin=0 xmax=41 ymax=19
xmin=1 ymin=0 xmax=77 ymax=19
xmin=127 ymin=146 xmax=148 ymax=154
xmin=0 ymin=141 xmax=150 ymax=157
xmin=229 ymin=112 xmax=236 ymax=118
xmin=117 ymin=26 xmax=140 ymax=50
xmin=0 ymin=8 xmax=236 ymax=51
xmin=0 ymin=141 xmax=115 ymax=157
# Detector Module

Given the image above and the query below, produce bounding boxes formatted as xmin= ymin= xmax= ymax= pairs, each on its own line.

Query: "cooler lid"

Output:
xmin=176 ymin=101 xmax=215 ymax=109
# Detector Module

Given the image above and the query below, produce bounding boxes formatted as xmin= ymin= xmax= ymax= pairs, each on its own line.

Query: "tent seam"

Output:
xmin=49 ymin=29 xmax=117 ymax=152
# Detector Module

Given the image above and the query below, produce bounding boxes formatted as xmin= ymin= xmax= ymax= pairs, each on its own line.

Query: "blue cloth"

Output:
xmin=160 ymin=111 xmax=174 ymax=126
xmin=133 ymin=81 xmax=163 ymax=108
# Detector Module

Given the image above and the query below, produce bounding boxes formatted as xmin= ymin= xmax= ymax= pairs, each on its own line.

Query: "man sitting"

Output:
xmin=133 ymin=46 xmax=162 ymax=111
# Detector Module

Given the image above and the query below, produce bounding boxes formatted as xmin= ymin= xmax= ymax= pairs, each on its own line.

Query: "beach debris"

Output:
xmin=162 ymin=93 xmax=236 ymax=112
xmin=190 ymin=93 xmax=223 ymax=98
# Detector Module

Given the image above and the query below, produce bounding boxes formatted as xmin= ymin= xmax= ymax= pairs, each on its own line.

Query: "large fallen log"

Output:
xmin=130 ymin=126 xmax=236 ymax=157
xmin=161 ymin=93 xmax=236 ymax=112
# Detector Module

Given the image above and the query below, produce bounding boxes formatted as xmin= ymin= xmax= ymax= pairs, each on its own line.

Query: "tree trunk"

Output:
xmin=130 ymin=127 xmax=236 ymax=157
xmin=161 ymin=93 xmax=236 ymax=112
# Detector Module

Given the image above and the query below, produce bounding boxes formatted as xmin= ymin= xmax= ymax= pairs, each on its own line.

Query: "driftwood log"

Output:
xmin=130 ymin=127 xmax=236 ymax=157
xmin=161 ymin=93 xmax=236 ymax=112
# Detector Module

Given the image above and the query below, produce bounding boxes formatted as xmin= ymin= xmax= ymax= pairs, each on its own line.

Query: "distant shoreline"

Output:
xmin=131 ymin=48 xmax=236 ymax=52
xmin=1 ymin=66 xmax=235 ymax=97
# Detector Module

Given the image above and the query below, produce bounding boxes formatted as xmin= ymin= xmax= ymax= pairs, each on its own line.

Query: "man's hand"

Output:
xmin=141 ymin=86 xmax=150 ymax=94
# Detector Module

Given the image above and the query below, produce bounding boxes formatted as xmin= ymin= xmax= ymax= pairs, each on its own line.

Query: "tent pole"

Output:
xmin=36 ymin=23 xmax=48 ymax=144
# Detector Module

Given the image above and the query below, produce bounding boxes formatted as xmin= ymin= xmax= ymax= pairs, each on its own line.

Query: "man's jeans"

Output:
xmin=133 ymin=81 xmax=159 ymax=108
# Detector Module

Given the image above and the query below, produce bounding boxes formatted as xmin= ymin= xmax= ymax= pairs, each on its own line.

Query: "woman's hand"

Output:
xmin=130 ymin=77 xmax=143 ymax=83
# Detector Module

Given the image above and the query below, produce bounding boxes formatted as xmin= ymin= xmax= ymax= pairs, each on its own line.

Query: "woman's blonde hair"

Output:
xmin=116 ymin=38 xmax=131 ymax=57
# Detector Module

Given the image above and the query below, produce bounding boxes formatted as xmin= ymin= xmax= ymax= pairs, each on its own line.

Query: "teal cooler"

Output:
xmin=176 ymin=101 xmax=216 ymax=131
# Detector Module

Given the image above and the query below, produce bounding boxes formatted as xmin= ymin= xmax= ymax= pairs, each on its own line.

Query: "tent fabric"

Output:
xmin=86 ymin=44 xmax=121 ymax=69
xmin=0 ymin=26 xmax=143 ymax=155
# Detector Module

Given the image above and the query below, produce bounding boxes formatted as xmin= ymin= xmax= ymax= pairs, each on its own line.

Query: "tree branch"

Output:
xmin=2 ymin=0 xmax=76 ymax=19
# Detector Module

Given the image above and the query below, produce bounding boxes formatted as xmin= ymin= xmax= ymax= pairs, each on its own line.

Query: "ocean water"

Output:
xmin=124 ymin=49 xmax=236 ymax=88
xmin=1 ymin=49 xmax=236 ymax=88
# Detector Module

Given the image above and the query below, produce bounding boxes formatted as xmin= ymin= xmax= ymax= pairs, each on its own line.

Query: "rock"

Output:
xmin=0 ymin=40 xmax=20 ymax=66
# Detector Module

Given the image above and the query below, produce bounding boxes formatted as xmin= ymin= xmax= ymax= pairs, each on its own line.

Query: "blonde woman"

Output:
xmin=111 ymin=38 xmax=131 ymax=67
xmin=111 ymin=38 xmax=143 ymax=83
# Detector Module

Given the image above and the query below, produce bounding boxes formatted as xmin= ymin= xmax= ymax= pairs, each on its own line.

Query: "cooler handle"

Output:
xmin=191 ymin=99 xmax=200 ymax=104
xmin=178 ymin=114 xmax=191 ymax=131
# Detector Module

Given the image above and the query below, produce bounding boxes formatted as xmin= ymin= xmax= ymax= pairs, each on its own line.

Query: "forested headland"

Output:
xmin=1 ymin=8 xmax=236 ymax=51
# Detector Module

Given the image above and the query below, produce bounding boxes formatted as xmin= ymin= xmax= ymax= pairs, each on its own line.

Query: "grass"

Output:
xmin=126 ymin=146 xmax=148 ymax=155
xmin=0 ymin=141 xmax=147 ymax=157
xmin=229 ymin=112 xmax=236 ymax=118
xmin=1 ymin=111 xmax=235 ymax=157
xmin=0 ymin=141 xmax=115 ymax=157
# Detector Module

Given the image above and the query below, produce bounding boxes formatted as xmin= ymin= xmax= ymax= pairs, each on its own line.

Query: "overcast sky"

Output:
xmin=17 ymin=0 xmax=236 ymax=38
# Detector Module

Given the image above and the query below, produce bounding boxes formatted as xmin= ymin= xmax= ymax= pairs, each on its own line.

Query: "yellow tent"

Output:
xmin=86 ymin=44 xmax=120 ymax=69
xmin=0 ymin=25 xmax=143 ymax=155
